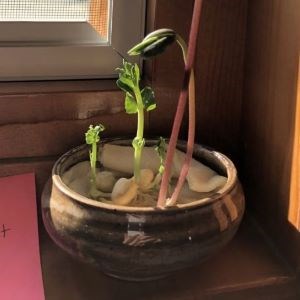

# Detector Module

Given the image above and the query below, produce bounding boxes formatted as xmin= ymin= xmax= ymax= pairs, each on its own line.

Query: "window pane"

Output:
xmin=0 ymin=0 xmax=146 ymax=80
xmin=0 ymin=0 xmax=109 ymax=38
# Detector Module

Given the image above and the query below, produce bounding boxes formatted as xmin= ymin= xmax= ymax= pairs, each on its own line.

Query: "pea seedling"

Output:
xmin=85 ymin=124 xmax=105 ymax=190
xmin=116 ymin=60 xmax=156 ymax=184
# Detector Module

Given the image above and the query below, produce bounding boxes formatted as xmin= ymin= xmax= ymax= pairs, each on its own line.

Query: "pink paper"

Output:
xmin=0 ymin=173 xmax=45 ymax=300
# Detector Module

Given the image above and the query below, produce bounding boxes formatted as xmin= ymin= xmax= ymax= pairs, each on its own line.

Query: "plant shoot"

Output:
xmin=128 ymin=28 xmax=196 ymax=207
xmin=116 ymin=60 xmax=156 ymax=183
xmin=85 ymin=124 xmax=105 ymax=189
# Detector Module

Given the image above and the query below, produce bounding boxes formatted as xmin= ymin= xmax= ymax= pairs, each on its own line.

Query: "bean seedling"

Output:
xmin=128 ymin=28 xmax=196 ymax=207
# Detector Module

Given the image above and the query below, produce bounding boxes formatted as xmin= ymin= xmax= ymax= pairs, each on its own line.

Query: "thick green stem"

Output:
xmin=133 ymin=87 xmax=145 ymax=183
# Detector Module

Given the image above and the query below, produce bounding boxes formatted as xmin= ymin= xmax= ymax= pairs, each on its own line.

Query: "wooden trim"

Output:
xmin=0 ymin=79 xmax=117 ymax=96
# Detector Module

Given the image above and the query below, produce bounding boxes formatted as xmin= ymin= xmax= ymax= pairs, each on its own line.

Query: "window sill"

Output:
xmin=41 ymin=214 xmax=299 ymax=299
xmin=0 ymin=79 xmax=118 ymax=96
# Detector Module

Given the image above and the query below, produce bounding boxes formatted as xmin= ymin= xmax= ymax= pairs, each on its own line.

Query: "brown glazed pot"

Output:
xmin=42 ymin=139 xmax=245 ymax=281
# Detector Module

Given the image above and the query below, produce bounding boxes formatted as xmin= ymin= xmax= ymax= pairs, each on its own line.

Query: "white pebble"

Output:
xmin=96 ymin=171 xmax=116 ymax=192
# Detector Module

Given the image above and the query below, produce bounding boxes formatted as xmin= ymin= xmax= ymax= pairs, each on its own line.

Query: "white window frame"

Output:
xmin=0 ymin=0 xmax=146 ymax=81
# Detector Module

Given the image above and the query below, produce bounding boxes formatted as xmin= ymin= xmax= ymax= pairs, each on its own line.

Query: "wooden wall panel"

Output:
xmin=0 ymin=91 xmax=124 ymax=125
xmin=242 ymin=0 xmax=300 ymax=268
xmin=0 ymin=1 xmax=248 ymax=196
xmin=195 ymin=0 xmax=247 ymax=158
xmin=148 ymin=0 xmax=248 ymax=161
xmin=145 ymin=0 xmax=192 ymax=138
xmin=0 ymin=113 xmax=136 ymax=159
xmin=0 ymin=90 xmax=137 ymax=188
xmin=0 ymin=90 xmax=137 ymax=159
xmin=0 ymin=79 xmax=116 ymax=95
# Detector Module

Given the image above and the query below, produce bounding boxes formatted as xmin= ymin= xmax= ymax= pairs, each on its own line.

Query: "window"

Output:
xmin=0 ymin=0 xmax=146 ymax=81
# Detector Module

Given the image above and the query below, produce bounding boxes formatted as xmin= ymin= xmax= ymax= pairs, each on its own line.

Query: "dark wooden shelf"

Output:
xmin=40 ymin=215 xmax=300 ymax=300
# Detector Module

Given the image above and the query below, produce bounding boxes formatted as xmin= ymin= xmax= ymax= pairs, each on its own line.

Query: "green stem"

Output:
xmin=90 ymin=142 xmax=97 ymax=187
xmin=176 ymin=35 xmax=188 ymax=63
xmin=133 ymin=87 xmax=145 ymax=183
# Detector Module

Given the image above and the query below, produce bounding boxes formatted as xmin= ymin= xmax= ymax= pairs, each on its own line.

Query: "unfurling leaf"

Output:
xmin=85 ymin=124 xmax=105 ymax=145
xmin=144 ymin=28 xmax=176 ymax=40
xmin=116 ymin=77 xmax=134 ymax=94
xmin=125 ymin=93 xmax=138 ymax=114
xmin=127 ymin=36 xmax=158 ymax=56
xmin=116 ymin=60 xmax=141 ymax=94
xmin=141 ymin=87 xmax=156 ymax=111
xmin=141 ymin=36 xmax=175 ymax=58
xmin=128 ymin=28 xmax=176 ymax=59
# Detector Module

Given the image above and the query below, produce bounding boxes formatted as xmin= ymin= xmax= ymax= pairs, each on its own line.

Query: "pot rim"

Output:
xmin=52 ymin=139 xmax=238 ymax=213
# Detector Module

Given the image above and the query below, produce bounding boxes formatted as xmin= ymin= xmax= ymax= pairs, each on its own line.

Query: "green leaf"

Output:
xmin=116 ymin=78 xmax=133 ymax=94
xmin=128 ymin=29 xmax=176 ymax=57
xmin=155 ymin=137 xmax=167 ymax=160
xmin=124 ymin=61 xmax=132 ymax=75
xmin=128 ymin=36 xmax=158 ymax=56
xmin=141 ymin=36 xmax=175 ymax=58
xmin=85 ymin=124 xmax=105 ymax=145
xmin=141 ymin=87 xmax=156 ymax=111
xmin=119 ymin=75 xmax=135 ymax=90
xmin=134 ymin=63 xmax=140 ymax=85
xmin=85 ymin=133 xmax=96 ymax=145
xmin=116 ymin=60 xmax=139 ymax=94
xmin=125 ymin=92 xmax=138 ymax=114
xmin=144 ymin=28 xmax=176 ymax=40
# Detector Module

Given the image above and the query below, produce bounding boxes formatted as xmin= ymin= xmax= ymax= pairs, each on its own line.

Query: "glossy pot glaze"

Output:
xmin=42 ymin=139 xmax=245 ymax=281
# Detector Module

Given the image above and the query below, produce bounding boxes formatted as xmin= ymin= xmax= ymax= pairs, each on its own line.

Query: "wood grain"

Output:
xmin=0 ymin=0 xmax=248 ymax=187
xmin=146 ymin=0 xmax=192 ymax=138
xmin=0 ymin=112 xmax=137 ymax=159
xmin=148 ymin=0 xmax=248 ymax=161
xmin=0 ymin=91 xmax=124 ymax=125
xmin=195 ymin=0 xmax=247 ymax=159
xmin=0 ymin=79 xmax=116 ymax=95
xmin=242 ymin=0 xmax=300 ymax=269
